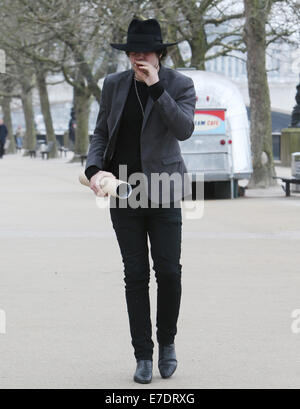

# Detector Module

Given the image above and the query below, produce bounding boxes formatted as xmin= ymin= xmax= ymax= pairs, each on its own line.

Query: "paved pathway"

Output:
xmin=0 ymin=154 xmax=299 ymax=389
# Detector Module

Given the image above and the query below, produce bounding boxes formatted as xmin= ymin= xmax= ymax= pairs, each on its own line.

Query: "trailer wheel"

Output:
xmin=191 ymin=180 xmax=204 ymax=200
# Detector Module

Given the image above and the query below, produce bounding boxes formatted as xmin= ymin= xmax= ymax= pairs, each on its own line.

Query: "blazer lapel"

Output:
xmin=110 ymin=69 xmax=134 ymax=140
xmin=104 ymin=70 xmax=133 ymax=164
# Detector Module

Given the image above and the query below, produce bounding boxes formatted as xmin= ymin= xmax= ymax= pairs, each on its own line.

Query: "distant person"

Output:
xmin=0 ymin=119 xmax=8 ymax=159
xmin=15 ymin=125 xmax=24 ymax=150
xmin=68 ymin=107 xmax=76 ymax=148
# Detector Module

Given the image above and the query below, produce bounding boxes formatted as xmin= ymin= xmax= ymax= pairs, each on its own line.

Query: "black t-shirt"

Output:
xmin=107 ymin=77 xmax=148 ymax=181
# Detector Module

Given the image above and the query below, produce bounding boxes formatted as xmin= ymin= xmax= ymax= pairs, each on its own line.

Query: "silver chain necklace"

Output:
xmin=134 ymin=78 xmax=145 ymax=119
xmin=133 ymin=62 xmax=160 ymax=118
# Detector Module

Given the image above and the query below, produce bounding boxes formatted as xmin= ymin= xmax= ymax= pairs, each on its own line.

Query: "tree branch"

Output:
xmin=205 ymin=13 xmax=245 ymax=26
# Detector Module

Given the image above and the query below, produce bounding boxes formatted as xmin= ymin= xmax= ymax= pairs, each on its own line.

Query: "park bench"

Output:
xmin=80 ymin=154 xmax=87 ymax=166
xmin=72 ymin=153 xmax=87 ymax=165
xmin=41 ymin=141 xmax=55 ymax=160
xmin=58 ymin=145 xmax=68 ymax=158
xmin=80 ymin=144 xmax=90 ymax=166
xmin=28 ymin=141 xmax=41 ymax=158
xmin=273 ymin=176 xmax=300 ymax=197
xmin=26 ymin=140 xmax=46 ymax=158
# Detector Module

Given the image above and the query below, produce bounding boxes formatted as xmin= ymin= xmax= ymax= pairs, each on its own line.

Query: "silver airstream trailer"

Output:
xmin=177 ymin=69 xmax=253 ymax=198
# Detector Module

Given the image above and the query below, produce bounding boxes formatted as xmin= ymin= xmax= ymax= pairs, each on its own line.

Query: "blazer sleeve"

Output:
xmin=154 ymin=76 xmax=196 ymax=141
xmin=85 ymin=77 xmax=109 ymax=173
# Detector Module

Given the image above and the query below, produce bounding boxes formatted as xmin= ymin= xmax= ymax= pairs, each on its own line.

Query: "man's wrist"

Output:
xmin=85 ymin=166 xmax=101 ymax=181
xmin=148 ymin=80 xmax=164 ymax=101
xmin=147 ymin=78 xmax=159 ymax=86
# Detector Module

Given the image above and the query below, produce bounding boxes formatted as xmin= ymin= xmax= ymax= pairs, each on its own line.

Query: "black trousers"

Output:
xmin=110 ymin=200 xmax=182 ymax=361
xmin=0 ymin=142 xmax=4 ymax=158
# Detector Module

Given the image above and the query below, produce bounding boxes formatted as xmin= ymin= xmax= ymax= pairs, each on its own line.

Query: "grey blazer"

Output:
xmin=85 ymin=64 xmax=196 ymax=204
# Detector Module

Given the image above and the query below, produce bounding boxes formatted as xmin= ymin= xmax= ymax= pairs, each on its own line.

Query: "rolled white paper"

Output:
xmin=79 ymin=172 xmax=132 ymax=199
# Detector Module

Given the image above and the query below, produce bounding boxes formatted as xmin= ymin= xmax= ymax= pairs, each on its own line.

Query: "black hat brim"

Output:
xmin=110 ymin=41 xmax=179 ymax=52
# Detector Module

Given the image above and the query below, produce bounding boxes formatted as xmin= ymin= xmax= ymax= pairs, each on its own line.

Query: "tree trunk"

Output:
xmin=20 ymin=86 xmax=36 ymax=151
xmin=244 ymin=0 xmax=276 ymax=188
xmin=189 ymin=25 xmax=208 ymax=70
xmin=169 ymin=44 xmax=185 ymax=68
xmin=70 ymin=84 xmax=91 ymax=162
xmin=1 ymin=96 xmax=15 ymax=153
xmin=36 ymin=67 xmax=57 ymax=158
xmin=154 ymin=3 xmax=185 ymax=68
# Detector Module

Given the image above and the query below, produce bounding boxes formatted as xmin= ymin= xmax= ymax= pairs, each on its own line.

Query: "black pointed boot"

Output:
xmin=158 ymin=344 xmax=177 ymax=379
xmin=134 ymin=360 xmax=153 ymax=384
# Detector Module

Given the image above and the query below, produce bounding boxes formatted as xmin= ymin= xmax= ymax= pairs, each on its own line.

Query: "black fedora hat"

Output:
xmin=110 ymin=18 xmax=179 ymax=52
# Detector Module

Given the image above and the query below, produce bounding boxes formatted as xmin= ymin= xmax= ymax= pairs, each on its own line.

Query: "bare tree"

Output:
xmin=1 ymin=0 xmax=298 ymax=180
xmin=0 ymin=51 xmax=37 ymax=152
xmin=244 ymin=0 xmax=299 ymax=188
xmin=15 ymin=0 xmax=121 ymax=159
xmin=0 ymin=76 xmax=15 ymax=153
xmin=0 ymin=0 xmax=59 ymax=155
xmin=149 ymin=0 xmax=245 ymax=69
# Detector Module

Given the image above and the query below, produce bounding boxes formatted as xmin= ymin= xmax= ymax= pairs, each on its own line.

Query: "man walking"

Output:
xmin=85 ymin=18 xmax=196 ymax=384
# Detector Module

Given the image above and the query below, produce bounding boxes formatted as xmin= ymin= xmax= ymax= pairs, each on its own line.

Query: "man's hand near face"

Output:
xmin=133 ymin=60 xmax=160 ymax=86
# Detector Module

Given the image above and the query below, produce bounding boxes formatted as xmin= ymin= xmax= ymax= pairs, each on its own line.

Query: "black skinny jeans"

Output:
xmin=110 ymin=200 xmax=182 ymax=361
